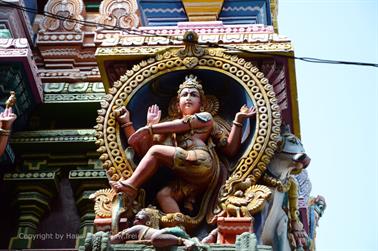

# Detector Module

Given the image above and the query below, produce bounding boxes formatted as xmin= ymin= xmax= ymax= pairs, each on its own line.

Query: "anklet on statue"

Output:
xmin=119 ymin=181 xmax=138 ymax=200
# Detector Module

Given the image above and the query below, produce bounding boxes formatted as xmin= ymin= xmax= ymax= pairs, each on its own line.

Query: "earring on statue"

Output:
xmin=145 ymin=221 xmax=151 ymax=227
xmin=200 ymin=106 xmax=204 ymax=112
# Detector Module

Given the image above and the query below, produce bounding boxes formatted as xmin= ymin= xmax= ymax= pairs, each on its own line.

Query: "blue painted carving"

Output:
xmin=220 ymin=0 xmax=272 ymax=25
xmin=137 ymin=0 xmax=272 ymax=26
xmin=138 ymin=0 xmax=187 ymax=26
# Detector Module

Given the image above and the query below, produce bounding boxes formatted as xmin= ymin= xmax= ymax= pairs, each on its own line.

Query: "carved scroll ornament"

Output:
xmin=97 ymin=0 xmax=140 ymax=30
xmin=40 ymin=0 xmax=85 ymax=32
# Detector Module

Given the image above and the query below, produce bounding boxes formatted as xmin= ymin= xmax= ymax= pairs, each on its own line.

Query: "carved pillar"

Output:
xmin=69 ymin=168 xmax=108 ymax=248
xmin=4 ymin=172 xmax=58 ymax=249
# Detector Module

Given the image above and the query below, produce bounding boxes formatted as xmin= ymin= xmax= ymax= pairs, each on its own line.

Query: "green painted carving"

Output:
xmin=3 ymin=171 xmax=57 ymax=181
xmin=79 ymin=232 xmax=272 ymax=251
xmin=69 ymin=169 xmax=108 ymax=179
xmin=0 ymin=29 xmax=12 ymax=38
xmin=4 ymin=165 xmax=59 ymax=249
xmin=0 ymin=63 xmax=37 ymax=164
xmin=0 ymin=64 xmax=36 ymax=129
xmin=43 ymin=82 xmax=105 ymax=103
xmin=70 ymin=173 xmax=109 ymax=248
xmin=76 ymin=212 xmax=96 ymax=248
xmin=235 ymin=232 xmax=257 ymax=251
xmin=9 ymin=129 xmax=97 ymax=154
xmin=235 ymin=233 xmax=272 ymax=251
xmin=8 ymin=187 xmax=57 ymax=249
xmin=10 ymin=129 xmax=96 ymax=144
xmin=23 ymin=160 xmax=48 ymax=170
xmin=85 ymin=3 xmax=100 ymax=12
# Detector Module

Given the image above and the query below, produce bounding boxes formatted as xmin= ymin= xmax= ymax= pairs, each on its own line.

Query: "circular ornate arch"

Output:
xmin=95 ymin=48 xmax=281 ymax=197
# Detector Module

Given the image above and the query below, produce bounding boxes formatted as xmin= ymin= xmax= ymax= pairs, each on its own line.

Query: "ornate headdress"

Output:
xmin=177 ymin=74 xmax=205 ymax=101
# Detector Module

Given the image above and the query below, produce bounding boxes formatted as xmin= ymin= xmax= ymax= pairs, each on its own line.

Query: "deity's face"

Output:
xmin=133 ymin=211 xmax=149 ymax=226
xmin=178 ymin=87 xmax=202 ymax=115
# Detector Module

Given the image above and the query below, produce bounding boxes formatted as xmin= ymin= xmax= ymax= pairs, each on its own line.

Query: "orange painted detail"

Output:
xmin=94 ymin=216 xmax=129 ymax=231
xmin=182 ymin=0 xmax=224 ymax=21
xmin=217 ymin=217 xmax=254 ymax=244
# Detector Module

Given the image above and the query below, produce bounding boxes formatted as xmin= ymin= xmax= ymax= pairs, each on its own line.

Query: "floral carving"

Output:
xmin=97 ymin=0 xmax=140 ymax=30
xmin=40 ymin=0 xmax=85 ymax=32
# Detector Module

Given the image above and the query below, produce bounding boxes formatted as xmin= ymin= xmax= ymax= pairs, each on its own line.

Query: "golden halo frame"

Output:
xmin=95 ymin=48 xmax=281 ymax=212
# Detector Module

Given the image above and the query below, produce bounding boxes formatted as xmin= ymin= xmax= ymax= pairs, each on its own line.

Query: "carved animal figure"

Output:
xmin=261 ymin=129 xmax=310 ymax=251
xmin=220 ymin=185 xmax=271 ymax=218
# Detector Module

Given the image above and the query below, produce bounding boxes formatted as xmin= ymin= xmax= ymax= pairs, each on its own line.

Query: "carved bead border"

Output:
xmin=95 ymin=49 xmax=281 ymax=187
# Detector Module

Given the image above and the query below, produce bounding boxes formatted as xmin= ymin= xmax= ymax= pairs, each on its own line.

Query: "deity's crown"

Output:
xmin=177 ymin=74 xmax=205 ymax=98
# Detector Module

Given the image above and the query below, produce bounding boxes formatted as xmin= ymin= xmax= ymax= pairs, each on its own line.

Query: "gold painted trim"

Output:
xmin=95 ymin=48 xmax=281 ymax=227
xmin=287 ymin=52 xmax=301 ymax=138
xmin=96 ymin=49 xmax=281 ymax=182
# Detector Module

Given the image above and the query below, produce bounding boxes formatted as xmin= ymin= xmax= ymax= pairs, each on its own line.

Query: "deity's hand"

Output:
xmin=128 ymin=126 xmax=150 ymax=146
xmin=235 ymin=105 xmax=256 ymax=123
xmin=0 ymin=107 xmax=17 ymax=130
xmin=114 ymin=106 xmax=131 ymax=125
xmin=147 ymin=104 xmax=161 ymax=125
xmin=290 ymin=220 xmax=309 ymax=249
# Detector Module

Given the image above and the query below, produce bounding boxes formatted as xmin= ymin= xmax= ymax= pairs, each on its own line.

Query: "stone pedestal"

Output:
xmin=217 ymin=217 xmax=254 ymax=244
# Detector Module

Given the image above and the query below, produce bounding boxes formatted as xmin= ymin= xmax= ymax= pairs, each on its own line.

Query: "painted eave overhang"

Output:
xmin=94 ymin=22 xmax=300 ymax=136
xmin=95 ymin=23 xmax=292 ymax=88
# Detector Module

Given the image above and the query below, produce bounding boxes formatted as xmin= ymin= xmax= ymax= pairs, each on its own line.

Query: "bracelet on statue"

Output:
xmin=0 ymin=129 xmax=11 ymax=136
xmin=120 ymin=122 xmax=133 ymax=128
xmin=232 ymin=120 xmax=243 ymax=127
xmin=148 ymin=125 xmax=154 ymax=135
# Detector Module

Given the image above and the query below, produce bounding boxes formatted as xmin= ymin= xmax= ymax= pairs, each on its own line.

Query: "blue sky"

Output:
xmin=279 ymin=0 xmax=378 ymax=250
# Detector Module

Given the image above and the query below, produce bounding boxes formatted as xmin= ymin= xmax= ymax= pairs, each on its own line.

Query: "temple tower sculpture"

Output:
xmin=0 ymin=1 xmax=325 ymax=250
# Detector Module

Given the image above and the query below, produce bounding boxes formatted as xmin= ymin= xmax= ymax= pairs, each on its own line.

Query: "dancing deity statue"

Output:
xmin=110 ymin=75 xmax=256 ymax=215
